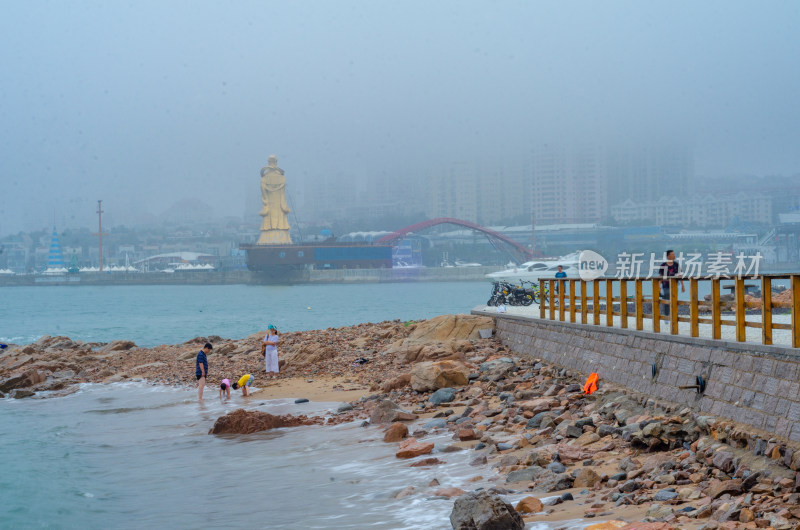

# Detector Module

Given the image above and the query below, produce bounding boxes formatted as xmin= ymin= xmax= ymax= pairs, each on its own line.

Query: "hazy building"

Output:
xmin=426 ymin=161 xmax=528 ymax=225
xmin=606 ymin=143 xmax=692 ymax=205
xmin=530 ymin=143 xmax=607 ymax=224
xmin=610 ymin=192 xmax=773 ymax=228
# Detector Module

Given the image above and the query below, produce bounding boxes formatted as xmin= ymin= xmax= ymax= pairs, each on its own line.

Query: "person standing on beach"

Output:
xmin=263 ymin=325 xmax=280 ymax=379
xmin=196 ymin=342 xmax=212 ymax=400
xmin=658 ymin=250 xmax=685 ymax=316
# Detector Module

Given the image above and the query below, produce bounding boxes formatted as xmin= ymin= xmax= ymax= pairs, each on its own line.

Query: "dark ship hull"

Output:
xmin=241 ymin=244 xmax=393 ymax=284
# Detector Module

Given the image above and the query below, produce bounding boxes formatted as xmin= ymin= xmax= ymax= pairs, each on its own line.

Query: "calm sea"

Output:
xmin=0 ymin=282 xmax=489 ymax=347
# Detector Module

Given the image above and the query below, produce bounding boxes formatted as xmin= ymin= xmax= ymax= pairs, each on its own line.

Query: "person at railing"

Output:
xmin=555 ymin=265 xmax=567 ymax=295
xmin=659 ymin=250 xmax=685 ymax=316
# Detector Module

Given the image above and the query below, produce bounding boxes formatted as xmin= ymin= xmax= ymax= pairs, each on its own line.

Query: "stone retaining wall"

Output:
xmin=472 ymin=308 xmax=800 ymax=443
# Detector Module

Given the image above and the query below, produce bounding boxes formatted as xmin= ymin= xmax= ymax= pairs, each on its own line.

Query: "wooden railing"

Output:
xmin=538 ymin=274 xmax=800 ymax=348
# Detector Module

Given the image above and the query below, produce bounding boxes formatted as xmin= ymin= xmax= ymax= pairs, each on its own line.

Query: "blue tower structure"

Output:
xmin=47 ymin=226 xmax=66 ymax=270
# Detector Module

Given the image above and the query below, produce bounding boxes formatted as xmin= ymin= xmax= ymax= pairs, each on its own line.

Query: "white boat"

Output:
xmin=485 ymin=252 xmax=581 ymax=283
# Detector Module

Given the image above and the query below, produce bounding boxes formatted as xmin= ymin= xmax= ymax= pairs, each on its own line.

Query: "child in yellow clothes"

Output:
xmin=231 ymin=374 xmax=253 ymax=396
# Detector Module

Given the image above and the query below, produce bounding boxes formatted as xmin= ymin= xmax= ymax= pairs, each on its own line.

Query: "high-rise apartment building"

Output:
xmin=530 ymin=143 xmax=607 ymax=224
xmin=426 ymin=161 xmax=528 ymax=225
xmin=606 ymin=143 xmax=692 ymax=204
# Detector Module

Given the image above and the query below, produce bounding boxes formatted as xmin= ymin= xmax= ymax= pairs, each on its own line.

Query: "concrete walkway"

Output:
xmin=481 ymin=303 xmax=794 ymax=347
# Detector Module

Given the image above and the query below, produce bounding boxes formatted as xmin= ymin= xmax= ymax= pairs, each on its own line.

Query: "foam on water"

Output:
xmin=0 ymin=383 xmax=555 ymax=529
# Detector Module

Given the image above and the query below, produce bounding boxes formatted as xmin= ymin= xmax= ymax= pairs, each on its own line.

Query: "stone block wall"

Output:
xmin=473 ymin=309 xmax=800 ymax=443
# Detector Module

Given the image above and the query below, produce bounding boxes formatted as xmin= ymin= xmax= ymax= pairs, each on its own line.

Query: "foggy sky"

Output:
xmin=1 ymin=0 xmax=799 ymax=236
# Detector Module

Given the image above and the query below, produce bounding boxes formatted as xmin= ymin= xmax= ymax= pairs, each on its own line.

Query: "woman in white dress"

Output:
xmin=263 ymin=325 xmax=280 ymax=379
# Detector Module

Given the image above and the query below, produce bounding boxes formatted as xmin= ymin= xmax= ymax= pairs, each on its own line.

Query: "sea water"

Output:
xmin=0 ymin=384 xmax=471 ymax=529
xmin=0 ymin=282 xmax=490 ymax=347
xmin=0 ymin=384 xmax=588 ymax=529
xmin=0 ymin=282 xmax=590 ymax=529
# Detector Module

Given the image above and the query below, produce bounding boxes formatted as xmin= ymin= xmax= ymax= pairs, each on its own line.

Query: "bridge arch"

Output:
xmin=375 ymin=217 xmax=534 ymax=262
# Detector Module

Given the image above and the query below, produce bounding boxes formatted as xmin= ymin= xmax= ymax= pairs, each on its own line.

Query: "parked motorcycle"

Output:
xmin=487 ymin=281 xmax=534 ymax=306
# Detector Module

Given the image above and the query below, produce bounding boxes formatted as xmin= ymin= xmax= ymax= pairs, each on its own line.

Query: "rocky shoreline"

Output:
xmin=3 ymin=314 xmax=800 ymax=529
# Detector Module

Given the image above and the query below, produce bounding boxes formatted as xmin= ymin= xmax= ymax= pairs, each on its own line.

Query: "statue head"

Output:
xmin=261 ymin=155 xmax=284 ymax=177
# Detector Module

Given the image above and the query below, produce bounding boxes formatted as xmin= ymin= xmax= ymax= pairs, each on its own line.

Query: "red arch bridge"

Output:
xmin=374 ymin=218 xmax=535 ymax=263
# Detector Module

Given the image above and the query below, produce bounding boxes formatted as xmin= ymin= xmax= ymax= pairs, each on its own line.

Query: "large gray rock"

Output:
xmin=450 ymin=491 xmax=524 ymax=530
xmin=369 ymin=399 xmax=417 ymax=424
xmin=429 ymin=387 xmax=457 ymax=405
xmin=11 ymin=389 xmax=35 ymax=399
xmin=506 ymin=465 xmax=545 ymax=483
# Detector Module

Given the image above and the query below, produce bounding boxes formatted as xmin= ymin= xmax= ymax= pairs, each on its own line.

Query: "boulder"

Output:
xmin=457 ymin=428 xmax=478 ymax=441
xmin=450 ymin=490 xmax=524 ymax=530
xmin=34 ymin=335 xmax=74 ymax=349
xmin=429 ymin=387 xmax=457 ymax=405
xmin=514 ymin=496 xmax=543 ymax=514
xmin=0 ymin=371 xmax=46 ymax=393
xmin=383 ymin=422 xmax=409 ymax=442
xmin=11 ymin=389 xmax=35 ymax=399
xmin=99 ymin=340 xmax=137 ymax=352
xmin=574 ymin=468 xmax=600 ymax=488
xmin=707 ymin=478 xmax=742 ymax=499
xmin=411 ymin=360 xmax=470 ymax=392
xmin=410 ymin=457 xmax=443 ymax=467
xmin=539 ymin=472 xmax=574 ymax=492
xmin=208 ymin=409 xmax=321 ymax=434
xmin=0 ymin=374 xmax=29 ymax=393
xmin=645 ymin=504 xmax=673 ymax=519
xmin=369 ymin=399 xmax=418 ymax=424
xmin=381 ymin=373 xmax=411 ymax=393
xmin=712 ymin=450 xmax=735 ymax=473
xmin=407 ymin=314 xmax=494 ymax=343
xmin=433 ymin=487 xmax=466 ymax=498
xmin=395 ymin=438 xmax=434 ymax=458
xmin=506 ymin=466 xmax=545 ymax=483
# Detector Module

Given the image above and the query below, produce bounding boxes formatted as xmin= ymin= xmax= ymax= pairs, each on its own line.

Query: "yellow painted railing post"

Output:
xmin=581 ymin=280 xmax=588 ymax=324
xmin=558 ymin=279 xmax=565 ymax=321
xmin=539 ymin=280 xmax=546 ymax=319
xmin=593 ymin=279 xmax=600 ymax=325
xmin=711 ymin=278 xmax=721 ymax=340
xmin=792 ymin=275 xmax=800 ymax=348
xmin=606 ymin=279 xmax=613 ymax=326
xmin=735 ymin=277 xmax=746 ymax=342
xmin=652 ymin=279 xmax=661 ymax=333
xmin=549 ymin=280 xmax=556 ymax=320
xmin=620 ymin=280 xmax=628 ymax=329
xmin=569 ymin=280 xmax=576 ymax=323
xmin=690 ymin=278 xmax=699 ymax=338
xmin=761 ymin=276 xmax=772 ymax=345
xmin=635 ymin=279 xmax=644 ymax=330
